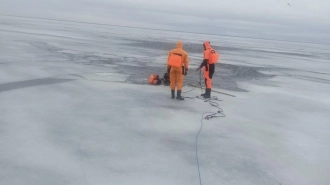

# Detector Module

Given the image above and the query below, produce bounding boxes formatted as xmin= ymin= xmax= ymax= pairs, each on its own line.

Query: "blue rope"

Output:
xmin=196 ymin=112 xmax=215 ymax=185
xmin=196 ymin=115 xmax=203 ymax=185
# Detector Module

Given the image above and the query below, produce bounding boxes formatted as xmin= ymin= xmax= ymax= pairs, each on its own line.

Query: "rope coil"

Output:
xmin=181 ymin=69 xmax=226 ymax=185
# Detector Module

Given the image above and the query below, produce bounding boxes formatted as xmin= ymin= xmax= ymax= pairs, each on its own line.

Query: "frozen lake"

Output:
xmin=1 ymin=15 xmax=330 ymax=185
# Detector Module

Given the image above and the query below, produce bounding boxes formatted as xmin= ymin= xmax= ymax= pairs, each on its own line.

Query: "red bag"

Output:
xmin=148 ymin=74 xmax=161 ymax=85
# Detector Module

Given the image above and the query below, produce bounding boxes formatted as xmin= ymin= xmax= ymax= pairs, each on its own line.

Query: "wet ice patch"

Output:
xmin=0 ymin=78 xmax=75 ymax=93
xmin=72 ymin=72 xmax=130 ymax=83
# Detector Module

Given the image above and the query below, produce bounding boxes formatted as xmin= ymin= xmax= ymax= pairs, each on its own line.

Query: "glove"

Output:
xmin=163 ymin=72 xmax=169 ymax=80
xmin=167 ymin=67 xmax=171 ymax=73
xmin=184 ymin=69 xmax=188 ymax=76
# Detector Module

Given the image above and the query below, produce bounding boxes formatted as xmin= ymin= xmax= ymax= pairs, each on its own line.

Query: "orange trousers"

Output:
xmin=170 ymin=67 xmax=184 ymax=90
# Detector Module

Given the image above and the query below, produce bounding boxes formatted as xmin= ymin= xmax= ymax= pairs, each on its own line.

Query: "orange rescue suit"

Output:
xmin=200 ymin=41 xmax=219 ymax=89
xmin=167 ymin=41 xmax=189 ymax=91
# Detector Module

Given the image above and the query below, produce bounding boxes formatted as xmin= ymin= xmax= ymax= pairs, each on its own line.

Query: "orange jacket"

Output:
xmin=167 ymin=41 xmax=189 ymax=70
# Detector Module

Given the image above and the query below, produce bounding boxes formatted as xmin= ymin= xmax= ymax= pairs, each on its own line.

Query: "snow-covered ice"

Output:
xmin=1 ymin=15 xmax=330 ymax=185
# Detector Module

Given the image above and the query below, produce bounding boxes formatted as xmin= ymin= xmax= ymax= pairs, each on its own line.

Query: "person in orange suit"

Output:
xmin=196 ymin=41 xmax=220 ymax=98
xmin=167 ymin=41 xmax=189 ymax=100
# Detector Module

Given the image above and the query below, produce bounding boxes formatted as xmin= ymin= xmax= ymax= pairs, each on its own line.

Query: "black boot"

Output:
xmin=203 ymin=89 xmax=211 ymax=99
xmin=201 ymin=92 xmax=206 ymax=97
xmin=176 ymin=90 xmax=184 ymax=100
xmin=171 ymin=90 xmax=175 ymax=99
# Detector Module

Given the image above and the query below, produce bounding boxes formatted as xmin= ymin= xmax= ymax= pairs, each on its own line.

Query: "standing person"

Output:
xmin=196 ymin=41 xmax=219 ymax=98
xmin=167 ymin=41 xmax=189 ymax=100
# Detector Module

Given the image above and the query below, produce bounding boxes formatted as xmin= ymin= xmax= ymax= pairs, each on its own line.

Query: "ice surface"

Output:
xmin=1 ymin=16 xmax=330 ymax=185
